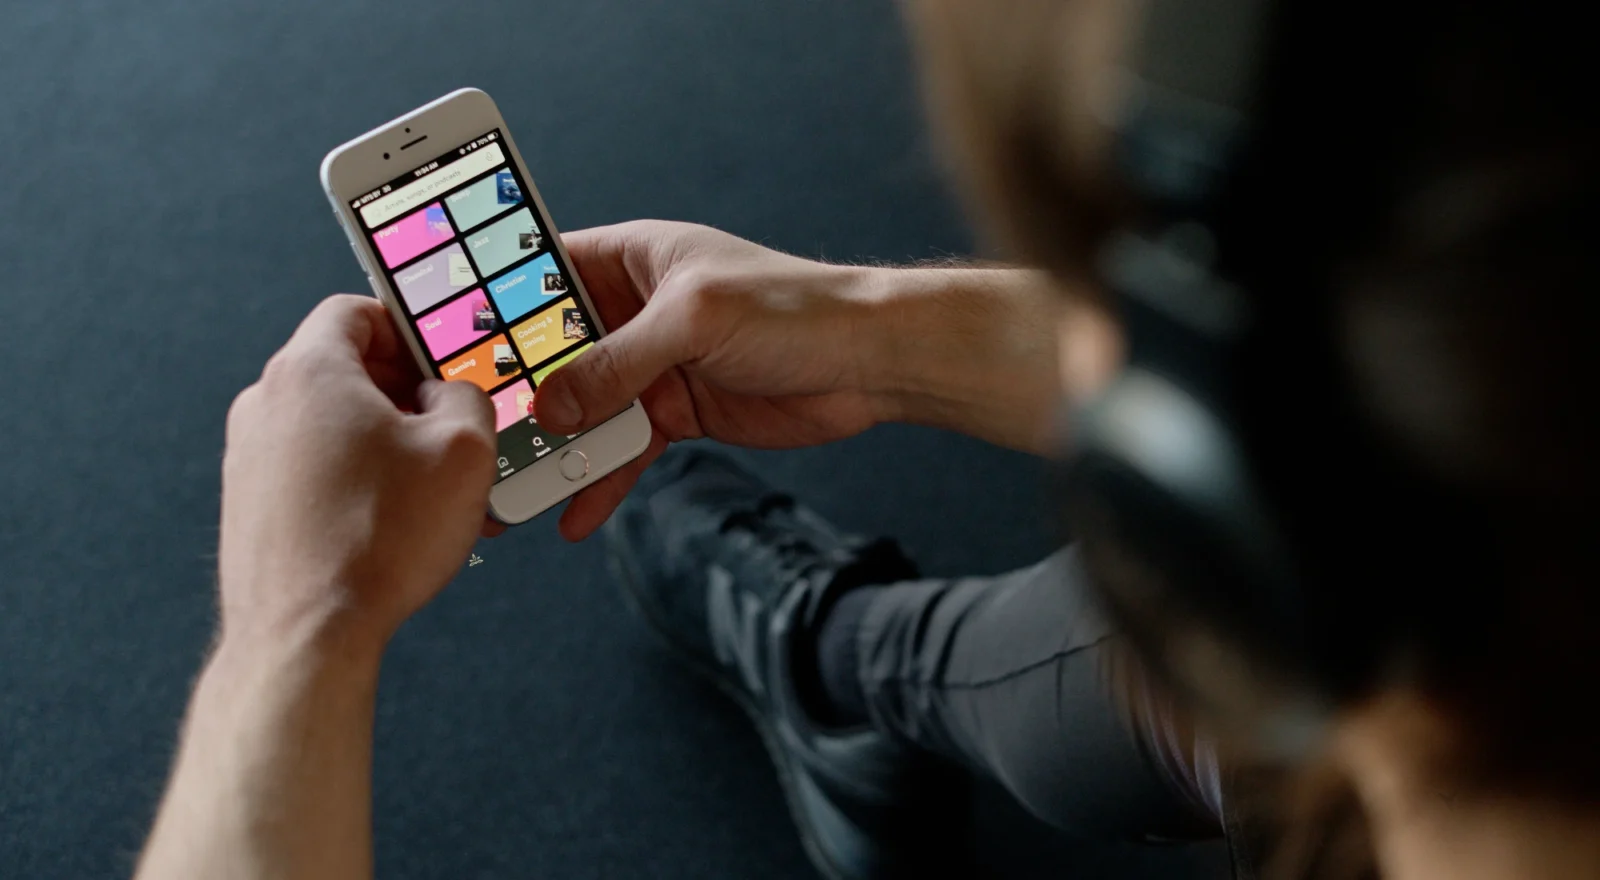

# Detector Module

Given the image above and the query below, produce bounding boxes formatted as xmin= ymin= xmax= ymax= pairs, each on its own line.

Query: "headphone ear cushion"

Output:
xmin=1053 ymin=370 xmax=1336 ymax=754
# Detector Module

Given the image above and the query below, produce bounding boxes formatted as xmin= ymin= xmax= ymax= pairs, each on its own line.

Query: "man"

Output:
xmin=137 ymin=225 xmax=1171 ymax=879
xmin=136 ymin=2 xmax=1600 ymax=879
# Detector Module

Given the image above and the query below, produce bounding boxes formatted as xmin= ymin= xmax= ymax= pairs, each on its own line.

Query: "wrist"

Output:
xmin=849 ymin=267 xmax=951 ymax=406
xmin=803 ymin=263 xmax=915 ymax=427
xmin=215 ymin=583 xmax=389 ymax=684
xmin=850 ymin=266 xmax=1064 ymax=452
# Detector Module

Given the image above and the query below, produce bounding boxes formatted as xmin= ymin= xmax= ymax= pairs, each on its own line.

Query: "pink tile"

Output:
xmin=490 ymin=379 xmax=537 ymax=433
xmin=372 ymin=203 xmax=453 ymax=268
xmin=415 ymin=290 xmax=494 ymax=359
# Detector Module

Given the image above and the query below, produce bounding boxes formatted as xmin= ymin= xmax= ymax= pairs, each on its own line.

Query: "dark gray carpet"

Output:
xmin=0 ymin=1 xmax=1227 ymax=877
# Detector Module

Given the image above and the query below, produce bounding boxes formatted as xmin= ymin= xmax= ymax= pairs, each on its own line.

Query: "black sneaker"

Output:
xmin=605 ymin=448 xmax=973 ymax=880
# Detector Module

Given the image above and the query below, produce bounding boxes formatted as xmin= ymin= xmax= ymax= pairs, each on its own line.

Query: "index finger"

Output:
xmin=275 ymin=294 xmax=426 ymax=407
xmin=280 ymin=294 xmax=396 ymax=369
xmin=562 ymin=226 xmax=652 ymax=333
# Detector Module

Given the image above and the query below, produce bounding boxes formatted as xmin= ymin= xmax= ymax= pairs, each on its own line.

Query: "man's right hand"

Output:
xmin=537 ymin=220 xmax=1113 ymax=541
xmin=535 ymin=221 xmax=895 ymax=540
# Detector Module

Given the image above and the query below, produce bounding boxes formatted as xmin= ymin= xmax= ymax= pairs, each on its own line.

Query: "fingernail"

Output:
xmin=539 ymin=379 xmax=582 ymax=429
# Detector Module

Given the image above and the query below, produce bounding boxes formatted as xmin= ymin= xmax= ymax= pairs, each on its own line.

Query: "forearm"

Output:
xmin=853 ymin=266 xmax=1118 ymax=454
xmin=136 ymin=611 xmax=383 ymax=880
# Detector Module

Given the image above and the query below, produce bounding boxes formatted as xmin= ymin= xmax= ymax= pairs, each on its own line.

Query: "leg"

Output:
xmin=607 ymin=449 xmax=1218 ymax=880
xmin=829 ymin=548 xmax=1222 ymax=840
xmin=606 ymin=449 xmax=975 ymax=880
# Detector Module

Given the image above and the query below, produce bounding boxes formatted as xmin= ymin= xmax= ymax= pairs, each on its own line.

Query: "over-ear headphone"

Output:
xmin=1052 ymin=0 xmax=1496 ymax=756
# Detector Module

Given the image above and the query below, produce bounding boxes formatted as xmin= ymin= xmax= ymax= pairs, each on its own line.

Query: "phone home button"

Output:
xmin=558 ymin=450 xmax=589 ymax=482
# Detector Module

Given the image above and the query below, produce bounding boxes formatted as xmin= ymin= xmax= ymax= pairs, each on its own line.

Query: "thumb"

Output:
xmin=415 ymin=378 xmax=496 ymax=445
xmin=535 ymin=299 xmax=692 ymax=432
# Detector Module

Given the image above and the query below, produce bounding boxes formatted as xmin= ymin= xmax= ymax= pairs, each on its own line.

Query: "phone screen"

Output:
xmin=348 ymin=129 xmax=599 ymax=482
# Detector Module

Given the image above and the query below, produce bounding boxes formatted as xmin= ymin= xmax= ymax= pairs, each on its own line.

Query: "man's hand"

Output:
xmin=219 ymin=294 xmax=498 ymax=654
xmin=535 ymin=221 xmax=897 ymax=540
xmin=536 ymin=221 xmax=1099 ymax=541
xmin=136 ymin=295 xmax=498 ymax=880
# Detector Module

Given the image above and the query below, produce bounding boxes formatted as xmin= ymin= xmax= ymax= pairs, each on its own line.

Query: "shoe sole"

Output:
xmin=607 ymin=533 xmax=855 ymax=880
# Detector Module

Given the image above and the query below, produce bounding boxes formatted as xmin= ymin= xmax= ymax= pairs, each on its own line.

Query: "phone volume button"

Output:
xmin=349 ymin=240 xmax=371 ymax=272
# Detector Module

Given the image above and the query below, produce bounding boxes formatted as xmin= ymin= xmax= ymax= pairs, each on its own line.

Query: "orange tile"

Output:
xmin=439 ymin=334 xmax=518 ymax=392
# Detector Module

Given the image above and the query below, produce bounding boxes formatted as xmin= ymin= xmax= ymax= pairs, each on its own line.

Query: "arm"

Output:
xmin=855 ymin=264 xmax=1119 ymax=455
xmin=136 ymin=621 xmax=382 ymax=880
xmin=135 ymin=295 xmax=498 ymax=880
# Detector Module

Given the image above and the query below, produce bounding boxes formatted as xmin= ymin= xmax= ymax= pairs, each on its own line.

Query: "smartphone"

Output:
xmin=320 ymin=88 xmax=651 ymax=524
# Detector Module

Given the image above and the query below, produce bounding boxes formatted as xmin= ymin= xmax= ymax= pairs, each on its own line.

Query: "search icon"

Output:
xmin=532 ymin=437 xmax=545 ymax=448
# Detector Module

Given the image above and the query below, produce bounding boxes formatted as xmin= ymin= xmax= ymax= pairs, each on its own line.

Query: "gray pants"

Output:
xmin=853 ymin=547 xmax=1224 ymax=841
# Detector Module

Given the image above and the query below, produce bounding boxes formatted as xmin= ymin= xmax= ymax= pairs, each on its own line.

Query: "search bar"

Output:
xmin=360 ymin=142 xmax=506 ymax=228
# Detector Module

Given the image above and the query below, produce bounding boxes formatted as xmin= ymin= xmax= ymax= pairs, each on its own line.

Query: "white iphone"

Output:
xmin=321 ymin=88 xmax=651 ymax=524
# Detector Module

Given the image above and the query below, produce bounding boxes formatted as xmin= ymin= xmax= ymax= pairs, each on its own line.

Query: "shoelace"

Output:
xmin=718 ymin=506 xmax=831 ymax=599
